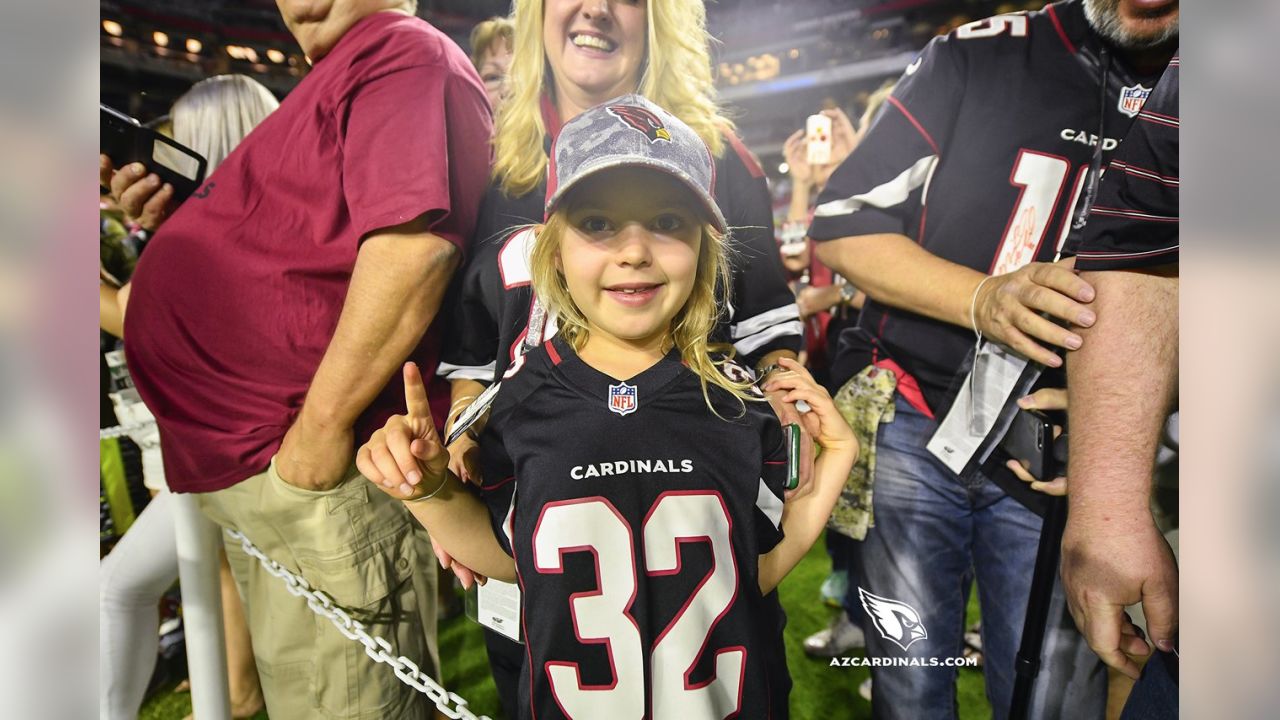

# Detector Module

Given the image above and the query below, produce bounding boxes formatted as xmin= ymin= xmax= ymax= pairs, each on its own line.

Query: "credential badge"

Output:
xmin=608 ymin=382 xmax=638 ymax=417
xmin=1118 ymin=83 xmax=1151 ymax=118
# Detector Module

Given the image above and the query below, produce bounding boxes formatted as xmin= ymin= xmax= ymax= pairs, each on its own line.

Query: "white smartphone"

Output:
xmin=806 ymin=113 xmax=832 ymax=166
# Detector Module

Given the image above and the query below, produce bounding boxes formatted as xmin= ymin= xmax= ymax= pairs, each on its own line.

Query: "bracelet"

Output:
xmin=405 ymin=472 xmax=450 ymax=504
xmin=969 ymin=275 xmax=995 ymax=342
xmin=444 ymin=396 xmax=477 ymax=434
xmin=755 ymin=363 xmax=784 ymax=387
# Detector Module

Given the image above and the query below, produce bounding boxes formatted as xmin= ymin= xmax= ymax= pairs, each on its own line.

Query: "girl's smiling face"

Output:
xmin=556 ymin=167 xmax=702 ymax=354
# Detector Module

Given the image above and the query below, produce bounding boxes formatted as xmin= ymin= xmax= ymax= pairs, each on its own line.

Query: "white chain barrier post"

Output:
xmin=223 ymin=529 xmax=491 ymax=720
xmin=172 ymin=492 xmax=232 ymax=720
xmin=103 ymin=418 xmax=488 ymax=719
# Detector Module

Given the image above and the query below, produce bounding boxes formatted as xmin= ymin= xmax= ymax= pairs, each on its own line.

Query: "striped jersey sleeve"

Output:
xmin=1073 ymin=55 xmax=1179 ymax=271
xmin=807 ymin=33 xmax=965 ymax=243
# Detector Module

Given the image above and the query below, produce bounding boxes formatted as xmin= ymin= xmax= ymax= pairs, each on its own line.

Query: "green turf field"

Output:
xmin=142 ymin=533 xmax=991 ymax=719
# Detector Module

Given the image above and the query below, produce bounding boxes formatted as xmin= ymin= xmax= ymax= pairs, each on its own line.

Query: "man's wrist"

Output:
xmin=296 ymin=400 xmax=353 ymax=435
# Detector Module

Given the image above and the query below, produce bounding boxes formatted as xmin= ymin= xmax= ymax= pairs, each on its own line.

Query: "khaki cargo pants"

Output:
xmin=198 ymin=458 xmax=439 ymax=719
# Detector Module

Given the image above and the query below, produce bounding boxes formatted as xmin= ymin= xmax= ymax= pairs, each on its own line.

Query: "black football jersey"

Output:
xmin=477 ymin=336 xmax=791 ymax=720
xmin=1072 ymin=55 xmax=1179 ymax=271
xmin=807 ymin=0 xmax=1167 ymax=412
xmin=439 ymin=131 xmax=801 ymax=385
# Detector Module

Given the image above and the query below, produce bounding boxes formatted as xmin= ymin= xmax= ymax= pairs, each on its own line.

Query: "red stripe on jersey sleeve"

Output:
xmin=1046 ymin=3 xmax=1078 ymax=55
xmin=886 ymin=96 xmax=940 ymax=155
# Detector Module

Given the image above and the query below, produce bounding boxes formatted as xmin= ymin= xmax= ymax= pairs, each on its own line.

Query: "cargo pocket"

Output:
xmin=281 ymin=473 xmax=422 ymax=718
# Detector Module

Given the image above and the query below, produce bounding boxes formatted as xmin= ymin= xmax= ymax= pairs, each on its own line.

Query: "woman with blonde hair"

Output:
xmin=436 ymin=1 xmax=803 ymax=713
xmin=99 ymin=74 xmax=277 ymax=720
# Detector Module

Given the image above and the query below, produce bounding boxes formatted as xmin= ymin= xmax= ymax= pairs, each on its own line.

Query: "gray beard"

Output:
xmin=1083 ymin=0 xmax=1180 ymax=50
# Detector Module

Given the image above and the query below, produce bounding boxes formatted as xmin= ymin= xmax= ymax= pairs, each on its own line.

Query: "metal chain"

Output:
xmin=100 ymin=421 xmax=154 ymax=440
xmin=223 ymin=528 xmax=491 ymax=720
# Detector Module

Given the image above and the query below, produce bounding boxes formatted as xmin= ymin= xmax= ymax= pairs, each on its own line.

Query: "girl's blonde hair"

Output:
xmin=494 ymin=0 xmax=731 ymax=196
xmin=172 ymin=75 xmax=279 ymax=173
xmin=530 ymin=198 xmax=755 ymax=413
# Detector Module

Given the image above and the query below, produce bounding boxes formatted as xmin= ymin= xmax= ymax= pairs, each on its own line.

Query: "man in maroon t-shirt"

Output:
xmin=102 ymin=1 xmax=492 ymax=716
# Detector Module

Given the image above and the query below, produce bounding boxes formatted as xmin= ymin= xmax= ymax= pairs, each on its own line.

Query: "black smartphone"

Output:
xmin=1000 ymin=408 xmax=1054 ymax=480
xmin=101 ymin=104 xmax=208 ymax=203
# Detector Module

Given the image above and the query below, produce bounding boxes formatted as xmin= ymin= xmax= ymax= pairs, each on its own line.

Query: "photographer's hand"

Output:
xmin=101 ymin=156 xmax=175 ymax=231
xmin=1005 ymin=387 xmax=1067 ymax=495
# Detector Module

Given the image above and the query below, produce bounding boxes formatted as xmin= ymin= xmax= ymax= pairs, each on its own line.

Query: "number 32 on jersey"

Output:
xmin=533 ymin=492 xmax=745 ymax=719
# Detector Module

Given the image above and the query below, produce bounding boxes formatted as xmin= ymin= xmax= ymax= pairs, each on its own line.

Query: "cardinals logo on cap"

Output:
xmin=607 ymin=104 xmax=672 ymax=143
xmin=859 ymin=587 xmax=929 ymax=652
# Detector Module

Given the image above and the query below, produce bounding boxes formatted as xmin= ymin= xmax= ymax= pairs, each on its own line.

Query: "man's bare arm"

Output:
xmin=815 ymin=232 xmax=1096 ymax=366
xmin=1062 ymin=266 xmax=1179 ymax=677
xmin=276 ymin=215 xmax=461 ymax=490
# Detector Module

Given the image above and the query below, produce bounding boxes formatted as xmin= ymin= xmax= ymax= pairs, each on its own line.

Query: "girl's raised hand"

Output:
xmin=762 ymin=358 xmax=858 ymax=458
xmin=356 ymin=362 xmax=450 ymax=500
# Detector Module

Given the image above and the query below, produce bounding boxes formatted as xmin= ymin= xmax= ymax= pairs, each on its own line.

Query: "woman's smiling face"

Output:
xmin=543 ymin=0 xmax=648 ymax=109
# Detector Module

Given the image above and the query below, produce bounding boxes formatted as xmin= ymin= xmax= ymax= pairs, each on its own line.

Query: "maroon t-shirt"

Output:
xmin=124 ymin=12 xmax=492 ymax=492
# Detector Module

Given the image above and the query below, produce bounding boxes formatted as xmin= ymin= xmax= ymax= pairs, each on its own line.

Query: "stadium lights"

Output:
xmin=226 ymin=45 xmax=260 ymax=63
xmin=103 ymin=20 xmax=123 ymax=37
xmin=186 ymin=38 xmax=202 ymax=53
xmin=266 ymin=49 xmax=285 ymax=64
xmin=153 ymin=31 xmax=169 ymax=47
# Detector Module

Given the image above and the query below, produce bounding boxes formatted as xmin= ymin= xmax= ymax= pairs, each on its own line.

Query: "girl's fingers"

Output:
xmin=402 ymin=362 xmax=435 ymax=423
xmin=370 ymin=444 xmax=407 ymax=490
xmin=385 ymin=425 xmax=423 ymax=485
xmin=356 ymin=445 xmax=381 ymax=484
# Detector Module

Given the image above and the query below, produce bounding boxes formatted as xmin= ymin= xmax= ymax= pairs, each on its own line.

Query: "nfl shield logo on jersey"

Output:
xmin=608 ymin=382 xmax=638 ymax=416
xmin=1118 ymin=83 xmax=1151 ymax=118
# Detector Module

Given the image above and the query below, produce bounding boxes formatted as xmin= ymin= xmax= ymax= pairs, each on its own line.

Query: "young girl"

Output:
xmin=357 ymin=96 xmax=857 ymax=720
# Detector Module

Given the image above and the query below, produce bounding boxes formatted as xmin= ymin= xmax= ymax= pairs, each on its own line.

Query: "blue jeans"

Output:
xmin=1120 ymin=647 xmax=1178 ymax=720
xmin=852 ymin=397 xmax=1106 ymax=720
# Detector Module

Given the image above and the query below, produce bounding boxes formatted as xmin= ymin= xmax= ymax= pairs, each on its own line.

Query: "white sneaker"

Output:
xmin=802 ymin=610 xmax=866 ymax=657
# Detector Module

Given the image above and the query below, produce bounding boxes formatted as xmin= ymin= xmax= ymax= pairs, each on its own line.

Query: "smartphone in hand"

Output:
xmin=1000 ymin=408 xmax=1058 ymax=480
xmin=101 ymin=104 xmax=208 ymax=203
xmin=806 ymin=113 xmax=832 ymax=166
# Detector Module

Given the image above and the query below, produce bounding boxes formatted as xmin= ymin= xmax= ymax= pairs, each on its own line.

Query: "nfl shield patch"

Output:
xmin=608 ymin=382 xmax=638 ymax=416
xmin=1118 ymin=83 xmax=1151 ymax=118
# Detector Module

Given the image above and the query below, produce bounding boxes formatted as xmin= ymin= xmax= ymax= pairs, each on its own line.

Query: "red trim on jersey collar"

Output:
xmin=1046 ymin=3 xmax=1078 ymax=54
xmin=540 ymin=93 xmax=564 ymax=139
xmin=886 ymin=96 xmax=939 ymax=155
xmin=545 ymin=339 xmax=563 ymax=365
xmin=725 ymin=131 xmax=764 ymax=179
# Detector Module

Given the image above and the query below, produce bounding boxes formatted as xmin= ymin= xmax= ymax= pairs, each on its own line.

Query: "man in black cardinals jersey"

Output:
xmin=807 ymin=1 xmax=1178 ymax=718
xmin=1064 ymin=57 xmax=1179 ymax=718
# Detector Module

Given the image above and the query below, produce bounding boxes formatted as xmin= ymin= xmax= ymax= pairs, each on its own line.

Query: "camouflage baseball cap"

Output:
xmin=545 ymin=94 xmax=726 ymax=232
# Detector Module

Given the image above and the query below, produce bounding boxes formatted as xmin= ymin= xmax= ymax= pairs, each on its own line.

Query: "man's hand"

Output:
xmin=100 ymin=156 xmax=175 ymax=231
xmin=973 ymin=257 xmax=1096 ymax=367
xmin=1061 ymin=520 xmax=1178 ymax=679
xmin=275 ymin=414 xmax=355 ymax=492
xmin=796 ymin=284 xmax=841 ymax=320
xmin=1005 ymin=387 xmax=1067 ymax=496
